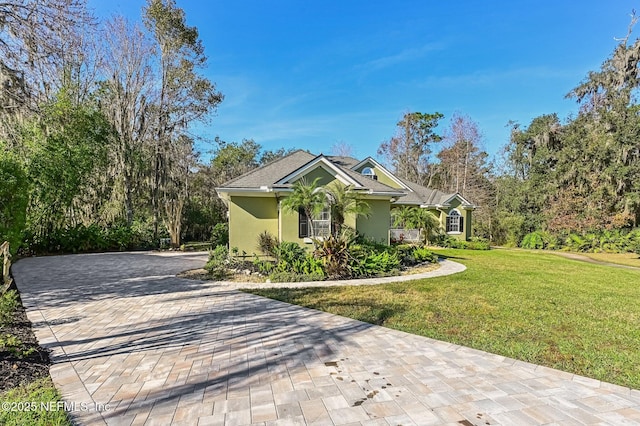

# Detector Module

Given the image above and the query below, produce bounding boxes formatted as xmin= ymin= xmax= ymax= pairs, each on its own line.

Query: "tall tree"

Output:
xmin=210 ymin=138 xmax=261 ymax=185
xmin=144 ymin=0 xmax=223 ymax=244
xmin=0 ymin=0 xmax=95 ymax=143
xmin=498 ymin=114 xmax=562 ymax=236
xmin=330 ymin=140 xmax=355 ymax=158
xmin=378 ymin=112 xmax=443 ymax=186
xmin=568 ymin=12 xmax=640 ymax=113
xmin=23 ymin=89 xmax=111 ymax=236
xmin=563 ymin=14 xmax=640 ymax=228
xmin=100 ymin=16 xmax=156 ymax=225
xmin=435 ymin=114 xmax=494 ymax=239
xmin=163 ymin=134 xmax=195 ymax=247
xmin=436 ymin=114 xmax=488 ymax=195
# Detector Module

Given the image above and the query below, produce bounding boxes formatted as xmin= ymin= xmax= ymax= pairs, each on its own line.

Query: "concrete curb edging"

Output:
xmin=213 ymin=258 xmax=466 ymax=290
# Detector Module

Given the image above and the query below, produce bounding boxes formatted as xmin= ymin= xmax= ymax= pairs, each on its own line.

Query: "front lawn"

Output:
xmin=580 ymin=251 xmax=640 ymax=268
xmin=246 ymin=248 xmax=640 ymax=389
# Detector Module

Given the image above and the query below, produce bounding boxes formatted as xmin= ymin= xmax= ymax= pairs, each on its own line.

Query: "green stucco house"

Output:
xmin=215 ymin=150 xmax=475 ymax=255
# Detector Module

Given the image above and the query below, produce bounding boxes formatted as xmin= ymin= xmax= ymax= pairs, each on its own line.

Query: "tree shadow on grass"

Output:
xmin=435 ymin=254 xmax=469 ymax=261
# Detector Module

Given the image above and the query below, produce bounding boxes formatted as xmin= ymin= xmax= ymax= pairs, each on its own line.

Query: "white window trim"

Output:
xmin=312 ymin=205 xmax=331 ymax=238
xmin=446 ymin=209 xmax=463 ymax=234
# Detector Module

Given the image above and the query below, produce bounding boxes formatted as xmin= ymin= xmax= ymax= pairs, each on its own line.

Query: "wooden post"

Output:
xmin=0 ymin=241 xmax=12 ymax=292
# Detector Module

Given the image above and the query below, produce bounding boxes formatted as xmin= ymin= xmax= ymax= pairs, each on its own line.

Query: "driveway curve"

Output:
xmin=12 ymin=251 xmax=640 ymax=425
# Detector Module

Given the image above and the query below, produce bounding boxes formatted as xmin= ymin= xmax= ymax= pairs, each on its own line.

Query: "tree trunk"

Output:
xmin=165 ymin=198 xmax=184 ymax=247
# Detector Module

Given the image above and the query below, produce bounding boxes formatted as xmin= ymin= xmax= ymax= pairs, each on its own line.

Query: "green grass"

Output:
xmin=246 ymin=248 xmax=640 ymax=389
xmin=0 ymin=377 xmax=71 ymax=426
xmin=580 ymin=251 xmax=640 ymax=268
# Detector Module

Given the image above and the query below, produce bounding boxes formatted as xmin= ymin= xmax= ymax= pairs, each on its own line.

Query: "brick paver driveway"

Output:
xmin=13 ymin=251 xmax=640 ymax=425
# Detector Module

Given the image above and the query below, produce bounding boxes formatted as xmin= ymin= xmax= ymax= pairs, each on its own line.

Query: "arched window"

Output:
xmin=446 ymin=209 xmax=464 ymax=233
xmin=361 ymin=167 xmax=377 ymax=180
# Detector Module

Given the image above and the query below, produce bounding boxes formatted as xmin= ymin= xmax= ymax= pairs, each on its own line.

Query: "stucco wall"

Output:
xmin=296 ymin=166 xmax=337 ymax=187
xmin=279 ymin=206 xmax=314 ymax=250
xmin=356 ymin=199 xmax=391 ymax=244
xmin=228 ymin=195 xmax=278 ymax=255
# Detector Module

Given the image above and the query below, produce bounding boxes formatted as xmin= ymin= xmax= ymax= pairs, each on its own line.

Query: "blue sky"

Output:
xmin=88 ymin=0 xmax=639 ymax=162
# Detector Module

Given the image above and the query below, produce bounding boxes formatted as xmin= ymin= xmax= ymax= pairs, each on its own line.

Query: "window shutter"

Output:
xmin=298 ymin=208 xmax=308 ymax=238
xmin=460 ymin=216 xmax=464 ymax=232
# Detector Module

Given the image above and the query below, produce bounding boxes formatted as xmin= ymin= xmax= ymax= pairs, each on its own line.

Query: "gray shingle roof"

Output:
xmin=393 ymin=178 xmax=453 ymax=206
xmin=216 ymin=150 xmax=470 ymax=207
xmin=326 ymin=155 xmax=360 ymax=168
xmin=219 ymin=150 xmax=315 ymax=188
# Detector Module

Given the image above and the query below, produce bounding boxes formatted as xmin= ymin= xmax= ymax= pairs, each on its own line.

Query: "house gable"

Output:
xmin=351 ymin=157 xmax=412 ymax=191
xmin=275 ymin=155 xmax=363 ymax=188
xmin=441 ymin=193 xmax=475 ymax=209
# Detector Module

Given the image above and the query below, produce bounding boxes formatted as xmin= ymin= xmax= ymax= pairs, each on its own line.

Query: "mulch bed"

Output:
xmin=0 ymin=280 xmax=51 ymax=393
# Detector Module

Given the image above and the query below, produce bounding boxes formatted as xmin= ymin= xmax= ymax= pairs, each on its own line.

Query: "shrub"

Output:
xmin=257 ymin=231 xmax=278 ymax=258
xmin=436 ymin=235 xmax=490 ymax=250
xmin=0 ymin=333 xmax=35 ymax=358
xmin=517 ymin=229 xmax=640 ymax=253
xmin=521 ymin=231 xmax=544 ymax=249
xmin=0 ymin=289 xmax=18 ymax=327
xmin=352 ymin=250 xmax=400 ymax=277
xmin=393 ymin=244 xmax=438 ymax=266
xmin=205 ymin=245 xmax=232 ymax=279
xmin=313 ymin=234 xmax=354 ymax=279
xmin=210 ymin=222 xmax=229 ymax=247
xmin=394 ymin=244 xmax=417 ymax=266
xmin=467 ymin=237 xmax=491 ymax=250
xmin=24 ymin=221 xmax=157 ymax=254
xmin=630 ymin=230 xmax=640 ymax=254
xmin=253 ymin=256 xmax=275 ymax=275
xmin=0 ymin=149 xmax=29 ymax=256
xmin=180 ymin=242 xmax=212 ymax=251
xmin=255 ymin=234 xmax=327 ymax=278
xmin=412 ymin=246 xmax=439 ymax=262
xmin=273 ymin=241 xmax=307 ymax=269
xmin=291 ymin=255 xmax=325 ymax=276
xmin=128 ymin=219 xmax=156 ymax=249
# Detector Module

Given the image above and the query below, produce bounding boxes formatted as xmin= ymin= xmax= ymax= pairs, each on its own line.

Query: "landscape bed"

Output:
xmin=0 ymin=282 xmax=71 ymax=426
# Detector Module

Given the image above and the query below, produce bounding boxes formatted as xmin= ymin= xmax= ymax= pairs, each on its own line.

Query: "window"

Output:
xmin=313 ymin=206 xmax=331 ymax=237
xmin=446 ymin=210 xmax=464 ymax=233
xmin=298 ymin=206 xmax=331 ymax=238
xmin=361 ymin=167 xmax=377 ymax=180
xmin=298 ymin=208 xmax=309 ymax=238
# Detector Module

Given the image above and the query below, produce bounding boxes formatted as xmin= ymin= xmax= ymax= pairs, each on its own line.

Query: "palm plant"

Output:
xmin=397 ymin=206 xmax=441 ymax=245
xmin=391 ymin=205 xmax=414 ymax=229
xmin=280 ymin=177 xmax=326 ymax=237
xmin=324 ymin=182 xmax=370 ymax=237
xmin=414 ymin=209 xmax=441 ymax=245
